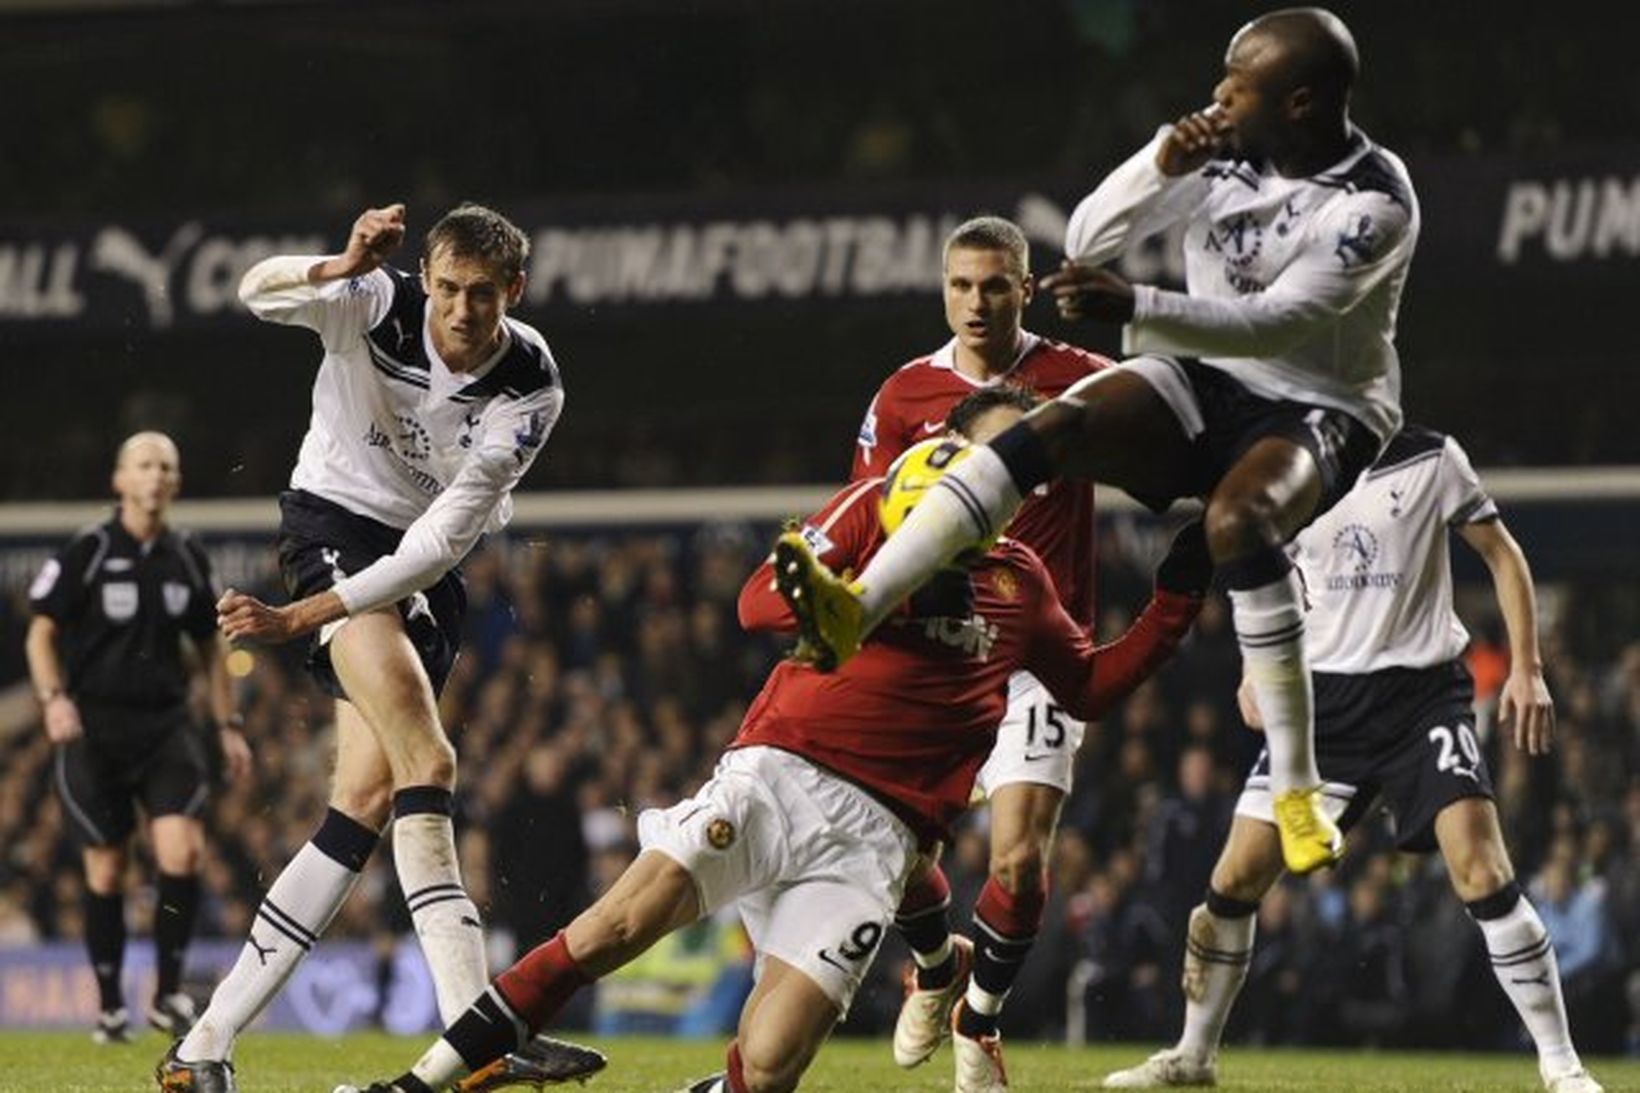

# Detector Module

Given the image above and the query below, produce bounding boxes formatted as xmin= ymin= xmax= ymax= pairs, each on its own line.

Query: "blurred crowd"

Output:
xmin=1 ymin=516 xmax=1637 ymax=1054
xmin=3 ymin=0 xmax=1629 ymax=221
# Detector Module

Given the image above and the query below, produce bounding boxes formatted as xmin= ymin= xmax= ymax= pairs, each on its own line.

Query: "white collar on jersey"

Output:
xmin=928 ymin=330 xmax=1042 ymax=387
xmin=421 ymin=309 xmax=514 ymax=402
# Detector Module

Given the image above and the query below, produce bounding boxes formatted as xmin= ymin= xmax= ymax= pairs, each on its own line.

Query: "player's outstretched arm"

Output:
xmin=216 ymin=586 xmax=345 ymax=645
xmin=329 ymin=387 xmax=563 ymax=621
xmin=305 ymin=203 xmax=407 ymax=283
xmin=236 ymin=203 xmax=404 ymax=330
xmin=1122 ymin=190 xmax=1414 ymax=357
xmin=1459 ymin=518 xmax=1555 ymax=756
xmin=1028 ymin=521 xmax=1209 ymax=721
xmin=741 ymin=482 xmax=880 ymax=635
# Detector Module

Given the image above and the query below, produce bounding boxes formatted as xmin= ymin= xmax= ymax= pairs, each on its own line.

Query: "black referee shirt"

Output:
xmin=29 ymin=514 xmax=218 ymax=710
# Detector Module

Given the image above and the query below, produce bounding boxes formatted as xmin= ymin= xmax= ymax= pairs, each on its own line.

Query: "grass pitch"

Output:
xmin=0 ymin=1030 xmax=1635 ymax=1092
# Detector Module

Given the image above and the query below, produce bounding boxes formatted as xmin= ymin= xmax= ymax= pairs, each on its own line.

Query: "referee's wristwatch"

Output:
xmin=221 ymin=713 xmax=246 ymax=730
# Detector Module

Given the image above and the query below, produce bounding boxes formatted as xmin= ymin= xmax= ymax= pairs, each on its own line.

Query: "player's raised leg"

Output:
xmin=329 ymin=610 xmax=489 ymax=1023
xmin=1104 ymin=817 xmax=1285 ymax=1089
xmin=777 ymin=368 xmax=1189 ymax=667
xmin=1437 ymin=799 xmax=1602 ymax=1093
xmin=1208 ymin=438 xmax=1340 ymax=874
xmin=339 ymin=849 xmax=693 ymax=1093
xmin=163 ymin=705 xmax=387 ymax=1091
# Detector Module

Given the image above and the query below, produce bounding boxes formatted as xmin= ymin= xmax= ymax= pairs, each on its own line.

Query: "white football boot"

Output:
xmin=1543 ymin=1066 xmax=1603 ymax=1093
xmin=951 ymin=999 xmax=1008 ymax=1093
xmin=892 ymin=935 xmax=973 ymax=1067
xmin=1102 ymin=1047 xmax=1218 ymax=1088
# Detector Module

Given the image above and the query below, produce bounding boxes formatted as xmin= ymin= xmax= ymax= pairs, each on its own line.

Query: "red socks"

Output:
xmin=494 ymin=932 xmax=590 ymax=1027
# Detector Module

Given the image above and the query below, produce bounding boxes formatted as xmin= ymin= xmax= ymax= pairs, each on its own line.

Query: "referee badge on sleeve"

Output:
xmin=163 ymin=581 xmax=192 ymax=617
xmin=29 ymin=559 xmax=61 ymax=600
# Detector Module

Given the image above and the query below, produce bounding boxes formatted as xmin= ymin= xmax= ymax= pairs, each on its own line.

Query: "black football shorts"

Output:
xmin=56 ymin=704 xmax=208 ymax=846
xmin=275 ymin=489 xmax=466 ymax=700
xmin=1239 ymin=660 xmax=1493 ymax=853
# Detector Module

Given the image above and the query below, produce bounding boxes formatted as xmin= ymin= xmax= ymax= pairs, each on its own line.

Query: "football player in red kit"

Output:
xmin=335 ymin=412 xmax=1209 ymax=1093
xmin=852 ymin=216 xmax=1119 ymax=1089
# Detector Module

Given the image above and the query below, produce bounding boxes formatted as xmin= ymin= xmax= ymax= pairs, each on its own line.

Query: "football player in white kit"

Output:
xmin=158 ymin=204 xmax=601 ymax=1091
xmin=773 ymin=7 xmax=1416 ymax=879
xmin=1102 ymin=426 xmax=1601 ymax=1093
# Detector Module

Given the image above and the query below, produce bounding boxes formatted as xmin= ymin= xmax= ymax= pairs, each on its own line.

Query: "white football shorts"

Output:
xmin=637 ymin=745 xmax=917 ymax=1013
xmin=975 ymin=671 xmax=1087 ymax=797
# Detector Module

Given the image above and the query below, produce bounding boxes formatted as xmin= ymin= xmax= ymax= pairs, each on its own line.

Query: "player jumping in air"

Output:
xmin=850 ymin=217 xmax=1116 ymax=1091
xmin=775 ymin=6 xmax=1418 ymax=879
xmin=157 ymin=204 xmax=600 ymax=1091
xmin=333 ymin=407 xmax=1210 ymax=1093
xmin=1102 ymin=427 xmax=1601 ymax=1093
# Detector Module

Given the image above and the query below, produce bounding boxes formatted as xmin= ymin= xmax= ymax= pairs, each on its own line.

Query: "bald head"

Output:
xmin=1231 ymin=7 xmax=1358 ymax=111
xmin=116 ymin=430 xmax=180 ymax=471
xmin=113 ymin=431 xmax=181 ymax=518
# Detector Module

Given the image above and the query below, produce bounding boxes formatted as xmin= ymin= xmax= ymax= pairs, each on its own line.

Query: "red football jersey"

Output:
xmin=736 ymin=479 xmax=1199 ymax=845
xmin=851 ymin=333 xmax=1112 ymax=627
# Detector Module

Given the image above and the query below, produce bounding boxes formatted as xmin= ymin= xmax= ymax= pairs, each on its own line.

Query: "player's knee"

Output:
xmin=1210 ymin=870 xmax=1268 ymax=906
xmin=330 ymin=777 xmax=393 ymax=830
xmin=989 ymin=842 xmax=1045 ymax=896
xmin=737 ymin=1036 xmax=803 ymax=1093
xmin=1210 ymin=850 xmax=1278 ymax=904
xmin=1449 ymin=849 xmax=1514 ymax=903
xmin=83 ymin=850 xmax=124 ymax=894
xmin=403 ymin=737 xmax=457 ymax=790
xmin=1205 ymin=497 xmax=1281 ymax=561
xmin=154 ymin=838 xmax=203 ymax=876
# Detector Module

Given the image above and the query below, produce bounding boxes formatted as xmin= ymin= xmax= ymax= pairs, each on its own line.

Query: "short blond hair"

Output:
xmin=116 ymin=431 xmax=179 ymax=470
xmin=943 ymin=216 xmax=1030 ymax=280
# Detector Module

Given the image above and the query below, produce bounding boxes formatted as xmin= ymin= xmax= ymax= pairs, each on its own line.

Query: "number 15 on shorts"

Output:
xmin=1026 ymin=703 xmax=1069 ymax=752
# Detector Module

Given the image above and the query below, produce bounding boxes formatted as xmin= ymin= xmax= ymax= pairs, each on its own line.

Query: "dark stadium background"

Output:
xmin=0 ymin=0 xmax=1636 ymax=1061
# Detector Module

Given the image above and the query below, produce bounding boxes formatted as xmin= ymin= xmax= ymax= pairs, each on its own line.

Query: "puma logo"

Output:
xmin=250 ymin=934 xmax=277 ymax=966
xmin=1511 ymin=973 xmax=1550 ymax=987
xmin=462 ymin=916 xmax=481 ymax=929
xmin=88 ymin=222 xmax=205 ymax=328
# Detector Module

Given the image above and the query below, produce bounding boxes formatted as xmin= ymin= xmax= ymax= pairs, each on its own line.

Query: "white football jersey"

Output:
xmin=1292 ymin=427 xmax=1496 ymax=673
xmin=238 ymin=257 xmax=563 ymax=614
xmin=1066 ymin=126 xmax=1419 ymax=443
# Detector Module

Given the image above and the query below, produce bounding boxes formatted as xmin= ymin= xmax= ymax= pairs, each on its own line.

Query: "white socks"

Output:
xmin=856 ymin=445 xmax=1022 ymax=627
xmin=395 ymin=809 xmax=489 ymax=1024
xmin=1475 ymin=893 xmax=1582 ymax=1078
xmin=180 ymin=809 xmax=377 ymax=1061
xmin=1176 ymin=903 xmax=1256 ymax=1060
xmin=410 ymin=1037 xmax=470 ymax=1087
xmin=1230 ymin=567 xmax=1320 ymax=792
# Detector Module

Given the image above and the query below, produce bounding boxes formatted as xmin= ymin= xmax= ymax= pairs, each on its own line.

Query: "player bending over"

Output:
xmin=333 ymin=421 xmax=1209 ymax=1093
xmin=158 ymin=204 xmax=598 ymax=1091
xmin=775 ymin=6 xmax=1420 ymax=880
xmin=850 ymin=223 xmax=1114 ymax=1091
xmin=1102 ymin=427 xmax=1601 ymax=1093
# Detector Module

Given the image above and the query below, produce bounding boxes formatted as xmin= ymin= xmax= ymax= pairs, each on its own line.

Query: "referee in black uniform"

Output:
xmin=25 ymin=432 xmax=251 ymax=1044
